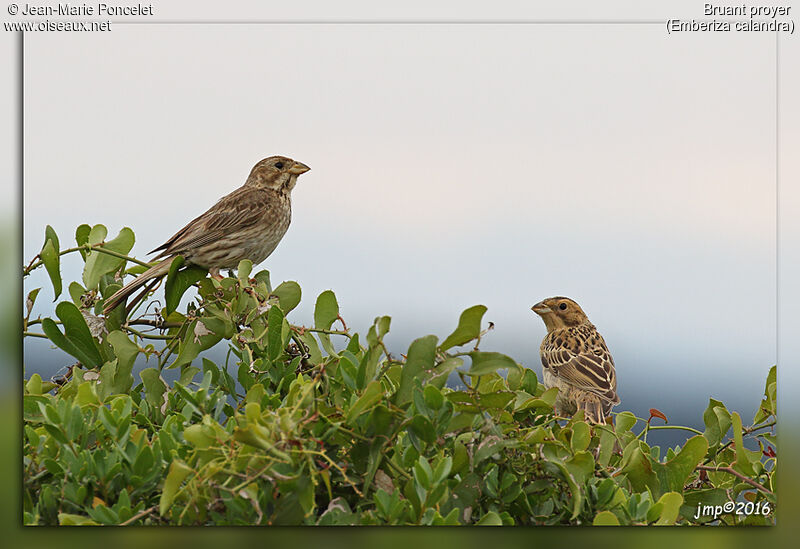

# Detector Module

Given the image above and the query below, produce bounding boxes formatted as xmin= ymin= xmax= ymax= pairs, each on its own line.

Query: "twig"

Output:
xmin=118 ymin=505 xmax=158 ymax=526
xmin=24 ymin=244 xmax=152 ymax=275
xmin=304 ymin=327 xmax=352 ymax=339
xmin=129 ymin=319 xmax=183 ymax=329
xmin=695 ymin=465 xmax=774 ymax=496
xmin=24 ymin=331 xmax=48 ymax=339
xmin=643 ymin=425 xmax=704 ymax=436
xmin=703 ymin=420 xmax=777 ymax=465
xmin=123 ymin=326 xmax=177 ymax=341
xmin=745 ymin=420 xmax=776 ymax=434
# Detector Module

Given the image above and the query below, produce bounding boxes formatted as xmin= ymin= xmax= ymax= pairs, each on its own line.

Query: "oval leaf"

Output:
xmin=439 ymin=305 xmax=487 ymax=351
xmin=467 ymin=351 xmax=517 ymax=376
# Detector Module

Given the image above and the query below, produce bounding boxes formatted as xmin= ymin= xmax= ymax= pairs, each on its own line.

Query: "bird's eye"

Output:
xmin=559 ymin=303 xmax=568 ymax=311
xmin=274 ymin=161 xmax=284 ymax=169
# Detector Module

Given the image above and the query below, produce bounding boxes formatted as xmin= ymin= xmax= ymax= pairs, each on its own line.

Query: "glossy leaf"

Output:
xmin=40 ymin=229 xmax=62 ymax=299
xmin=40 ymin=302 xmax=103 ymax=368
xmin=467 ymin=351 xmax=518 ymax=376
xmin=439 ymin=305 xmax=487 ymax=351
xmin=395 ymin=335 xmax=437 ymax=406
xmin=82 ymin=226 xmax=135 ymax=290
xmin=272 ymin=281 xmax=301 ymax=313
xmin=164 ymin=257 xmax=207 ymax=315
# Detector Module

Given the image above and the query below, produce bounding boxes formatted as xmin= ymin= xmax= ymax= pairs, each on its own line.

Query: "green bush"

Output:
xmin=22 ymin=225 xmax=776 ymax=525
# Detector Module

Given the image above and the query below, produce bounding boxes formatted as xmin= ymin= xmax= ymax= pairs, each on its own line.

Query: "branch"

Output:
xmin=703 ymin=420 xmax=777 ymax=465
xmin=695 ymin=465 xmax=774 ymax=496
xmin=304 ymin=327 xmax=352 ymax=338
xmin=118 ymin=505 xmax=158 ymax=526
xmin=645 ymin=425 xmax=704 ymax=436
xmin=24 ymin=244 xmax=152 ymax=275
xmin=123 ymin=326 xmax=177 ymax=341
xmin=128 ymin=319 xmax=183 ymax=329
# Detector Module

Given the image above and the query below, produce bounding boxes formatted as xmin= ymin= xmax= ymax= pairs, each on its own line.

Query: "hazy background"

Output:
xmin=19 ymin=19 xmax=780 ymax=447
xmin=5 ymin=0 xmax=800 ymax=543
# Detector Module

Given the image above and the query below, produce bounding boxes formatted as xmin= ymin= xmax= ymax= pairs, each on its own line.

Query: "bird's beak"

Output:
xmin=288 ymin=161 xmax=311 ymax=175
xmin=531 ymin=301 xmax=551 ymax=315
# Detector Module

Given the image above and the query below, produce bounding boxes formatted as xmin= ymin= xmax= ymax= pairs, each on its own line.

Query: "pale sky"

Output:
xmin=16 ymin=2 xmax=796 ymax=429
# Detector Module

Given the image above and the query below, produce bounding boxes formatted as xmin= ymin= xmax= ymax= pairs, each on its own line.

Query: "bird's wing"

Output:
xmin=150 ymin=186 xmax=275 ymax=258
xmin=541 ymin=331 xmax=619 ymax=405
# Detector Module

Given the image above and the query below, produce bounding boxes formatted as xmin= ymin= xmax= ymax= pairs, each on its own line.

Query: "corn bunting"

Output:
xmin=531 ymin=297 xmax=619 ymax=424
xmin=103 ymin=155 xmax=310 ymax=314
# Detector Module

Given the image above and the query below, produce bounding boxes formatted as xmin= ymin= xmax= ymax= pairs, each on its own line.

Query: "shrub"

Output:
xmin=22 ymin=225 xmax=776 ymax=525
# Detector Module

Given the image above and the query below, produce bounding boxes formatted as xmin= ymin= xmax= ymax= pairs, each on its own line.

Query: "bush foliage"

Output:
xmin=23 ymin=225 xmax=776 ymax=525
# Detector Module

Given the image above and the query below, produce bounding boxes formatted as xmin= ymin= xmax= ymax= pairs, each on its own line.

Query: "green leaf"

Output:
xmin=657 ymin=435 xmax=708 ymax=495
xmin=547 ymin=459 xmax=583 ymax=520
xmin=467 ymin=351 xmax=517 ymax=377
xmin=702 ymin=398 xmax=731 ymax=447
xmin=237 ymin=259 xmax=252 ymax=281
xmin=427 ymin=357 xmax=461 ymax=390
xmin=620 ymin=441 xmax=659 ymax=495
xmin=25 ymin=287 xmax=41 ymax=319
xmin=439 ymin=305 xmax=487 ymax=351
xmin=476 ymin=511 xmax=503 ymax=526
xmin=647 ymin=492 xmax=683 ymax=525
xmin=58 ymin=513 xmax=99 ymax=526
xmin=82 ymin=226 xmax=135 ymax=290
xmin=272 ymin=281 xmax=301 ymax=313
xmin=395 ymin=335 xmax=437 ymax=406
xmin=513 ymin=387 xmax=558 ymax=412
xmin=164 ymin=257 xmax=207 ymax=315
xmin=170 ymin=318 xmax=222 ymax=370
xmin=423 ymin=385 xmax=444 ymax=410
xmin=474 ymin=435 xmax=508 ymax=465
xmin=40 ymin=230 xmax=62 ymax=299
xmin=44 ymin=224 xmax=59 ymax=253
xmin=314 ymin=289 xmax=339 ymax=329
xmin=432 ymin=457 xmax=452 ymax=485
xmin=140 ymin=368 xmax=168 ymax=410
xmin=477 ymin=391 xmax=515 ymax=409
xmin=615 ymin=411 xmax=638 ymax=434
xmin=106 ymin=330 xmax=137 ymax=394
xmin=624 ymin=435 xmax=709 ymax=499
xmin=314 ymin=290 xmax=339 ymax=356
xmin=731 ymin=412 xmax=755 ymax=476
xmin=159 ymin=460 xmax=193 ymax=516
xmin=346 ymin=380 xmax=384 ymax=425
xmin=565 ymin=451 xmax=595 ymax=485
xmin=75 ymin=223 xmax=91 ymax=254
xmin=297 ymin=331 xmax=323 ymax=365
xmin=67 ymin=282 xmax=85 ymax=307
xmin=754 ymin=365 xmax=776 ymax=424
xmin=593 ymin=511 xmax=620 ymax=525
xmin=414 ymin=456 xmax=433 ymax=490
xmin=183 ymin=424 xmax=216 ymax=449
xmin=571 ymin=421 xmax=591 ymax=452
xmin=267 ymin=306 xmax=285 ymax=361
xmin=408 ymin=415 xmax=436 ymax=445
xmin=40 ymin=302 xmax=103 ymax=367
xmin=25 ymin=374 xmax=43 ymax=395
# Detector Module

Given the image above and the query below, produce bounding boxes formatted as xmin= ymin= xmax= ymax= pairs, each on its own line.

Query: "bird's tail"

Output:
xmin=102 ymin=260 xmax=171 ymax=315
xmin=578 ymin=395 xmax=610 ymax=425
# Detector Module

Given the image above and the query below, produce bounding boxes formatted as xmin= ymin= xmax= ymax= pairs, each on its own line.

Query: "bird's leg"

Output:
xmin=209 ymin=267 xmax=224 ymax=281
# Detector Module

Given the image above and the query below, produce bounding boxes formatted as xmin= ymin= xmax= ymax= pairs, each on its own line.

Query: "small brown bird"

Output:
xmin=531 ymin=297 xmax=619 ymax=424
xmin=103 ymin=156 xmax=310 ymax=314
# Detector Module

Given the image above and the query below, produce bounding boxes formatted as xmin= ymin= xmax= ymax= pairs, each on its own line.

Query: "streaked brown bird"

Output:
xmin=103 ymin=155 xmax=310 ymax=314
xmin=531 ymin=296 xmax=619 ymax=424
